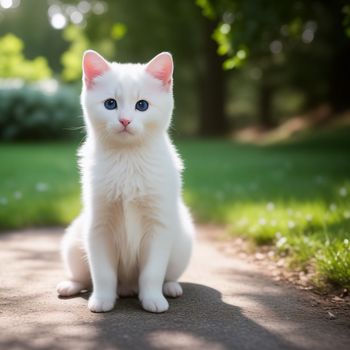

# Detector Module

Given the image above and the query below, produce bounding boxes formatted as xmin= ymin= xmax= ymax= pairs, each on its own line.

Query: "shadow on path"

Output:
xmin=1 ymin=283 xmax=301 ymax=350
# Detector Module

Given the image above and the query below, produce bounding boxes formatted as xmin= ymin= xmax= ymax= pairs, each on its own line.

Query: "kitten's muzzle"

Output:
xmin=119 ymin=118 xmax=131 ymax=127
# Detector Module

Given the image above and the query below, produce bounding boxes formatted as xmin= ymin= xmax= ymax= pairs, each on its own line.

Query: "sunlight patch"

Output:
xmin=147 ymin=331 xmax=225 ymax=350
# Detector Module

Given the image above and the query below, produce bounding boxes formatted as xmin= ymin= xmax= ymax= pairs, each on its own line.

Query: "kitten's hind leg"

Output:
xmin=163 ymin=205 xmax=194 ymax=299
xmin=57 ymin=215 xmax=91 ymax=297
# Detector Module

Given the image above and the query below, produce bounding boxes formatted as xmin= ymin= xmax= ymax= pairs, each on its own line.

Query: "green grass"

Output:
xmin=179 ymin=129 xmax=350 ymax=289
xmin=0 ymin=128 xmax=350 ymax=288
xmin=0 ymin=142 xmax=81 ymax=228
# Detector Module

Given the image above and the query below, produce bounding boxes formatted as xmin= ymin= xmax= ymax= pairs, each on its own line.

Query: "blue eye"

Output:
xmin=104 ymin=98 xmax=117 ymax=110
xmin=135 ymin=100 xmax=149 ymax=111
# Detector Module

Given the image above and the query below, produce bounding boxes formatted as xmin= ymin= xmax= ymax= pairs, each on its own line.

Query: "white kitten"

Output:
xmin=56 ymin=50 xmax=195 ymax=313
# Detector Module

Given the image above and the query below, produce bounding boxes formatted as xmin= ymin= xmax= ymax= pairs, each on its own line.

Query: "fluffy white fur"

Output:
xmin=56 ymin=50 xmax=195 ymax=313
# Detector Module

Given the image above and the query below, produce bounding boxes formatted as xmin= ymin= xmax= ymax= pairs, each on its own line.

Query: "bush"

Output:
xmin=0 ymin=34 xmax=52 ymax=81
xmin=0 ymin=85 xmax=82 ymax=141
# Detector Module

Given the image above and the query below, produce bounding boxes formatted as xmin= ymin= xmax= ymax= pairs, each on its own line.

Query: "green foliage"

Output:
xmin=60 ymin=21 xmax=127 ymax=82
xmin=343 ymin=5 xmax=350 ymax=38
xmin=196 ymin=0 xmax=348 ymax=81
xmin=111 ymin=23 xmax=127 ymax=40
xmin=61 ymin=26 xmax=90 ymax=82
xmin=196 ymin=0 xmax=216 ymax=19
xmin=0 ymin=86 xmax=81 ymax=140
xmin=0 ymin=34 xmax=52 ymax=81
xmin=317 ymin=239 xmax=350 ymax=288
xmin=196 ymin=0 xmax=350 ymax=122
xmin=196 ymin=0 xmax=309 ymax=68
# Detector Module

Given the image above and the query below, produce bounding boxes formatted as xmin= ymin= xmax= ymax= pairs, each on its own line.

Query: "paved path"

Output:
xmin=0 ymin=228 xmax=349 ymax=350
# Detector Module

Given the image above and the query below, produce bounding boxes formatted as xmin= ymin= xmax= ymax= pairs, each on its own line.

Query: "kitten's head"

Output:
xmin=81 ymin=50 xmax=174 ymax=146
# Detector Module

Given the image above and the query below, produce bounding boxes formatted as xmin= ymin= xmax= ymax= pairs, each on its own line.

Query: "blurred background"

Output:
xmin=0 ymin=0 xmax=349 ymax=290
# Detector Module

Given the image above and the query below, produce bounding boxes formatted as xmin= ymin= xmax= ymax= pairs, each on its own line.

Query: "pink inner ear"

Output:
xmin=83 ymin=50 xmax=110 ymax=88
xmin=146 ymin=52 xmax=173 ymax=89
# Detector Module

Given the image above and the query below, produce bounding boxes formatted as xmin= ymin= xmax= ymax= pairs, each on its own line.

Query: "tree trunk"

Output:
xmin=324 ymin=1 xmax=350 ymax=113
xmin=198 ymin=18 xmax=229 ymax=136
xmin=258 ymin=79 xmax=275 ymax=129
xmin=328 ymin=44 xmax=350 ymax=113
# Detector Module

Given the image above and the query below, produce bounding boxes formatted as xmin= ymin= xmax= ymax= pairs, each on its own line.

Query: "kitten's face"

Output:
xmin=81 ymin=51 xmax=174 ymax=145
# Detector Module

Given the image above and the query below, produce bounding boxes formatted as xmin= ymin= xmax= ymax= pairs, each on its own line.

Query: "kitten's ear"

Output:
xmin=146 ymin=52 xmax=173 ymax=90
xmin=82 ymin=50 xmax=110 ymax=88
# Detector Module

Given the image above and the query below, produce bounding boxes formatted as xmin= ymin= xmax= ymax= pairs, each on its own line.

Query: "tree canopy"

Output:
xmin=0 ymin=0 xmax=349 ymax=134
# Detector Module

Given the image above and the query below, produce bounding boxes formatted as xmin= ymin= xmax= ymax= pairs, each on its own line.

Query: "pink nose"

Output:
xmin=119 ymin=118 xmax=131 ymax=127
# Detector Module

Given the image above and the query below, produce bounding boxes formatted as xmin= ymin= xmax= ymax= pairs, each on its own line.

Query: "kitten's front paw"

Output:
xmin=88 ymin=293 xmax=116 ymax=313
xmin=140 ymin=293 xmax=169 ymax=313
xmin=57 ymin=280 xmax=84 ymax=297
xmin=163 ymin=281 xmax=183 ymax=298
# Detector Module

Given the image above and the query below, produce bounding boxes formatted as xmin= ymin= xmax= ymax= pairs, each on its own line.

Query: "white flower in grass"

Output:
xmin=266 ymin=202 xmax=275 ymax=211
xmin=344 ymin=211 xmax=350 ymax=219
xmin=13 ymin=191 xmax=22 ymax=200
xmin=277 ymin=236 xmax=287 ymax=248
xmin=36 ymin=182 xmax=49 ymax=192
xmin=305 ymin=214 xmax=313 ymax=222
xmin=270 ymin=219 xmax=277 ymax=227
xmin=259 ymin=217 xmax=267 ymax=225
xmin=344 ymin=239 xmax=349 ymax=245
xmin=249 ymin=226 xmax=257 ymax=233
xmin=287 ymin=208 xmax=294 ymax=216
xmin=329 ymin=203 xmax=337 ymax=212
xmin=275 ymin=231 xmax=282 ymax=238
xmin=303 ymin=236 xmax=311 ymax=245
xmin=238 ymin=218 xmax=249 ymax=227
xmin=288 ymin=220 xmax=296 ymax=229
xmin=339 ymin=187 xmax=348 ymax=197
xmin=0 ymin=197 xmax=8 ymax=205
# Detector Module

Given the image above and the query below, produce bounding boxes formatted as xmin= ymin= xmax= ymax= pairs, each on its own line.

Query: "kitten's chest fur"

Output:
xmin=82 ymin=138 xmax=179 ymax=204
xmin=103 ymin=153 xmax=148 ymax=201
xmin=90 ymin=146 xmax=160 ymax=202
